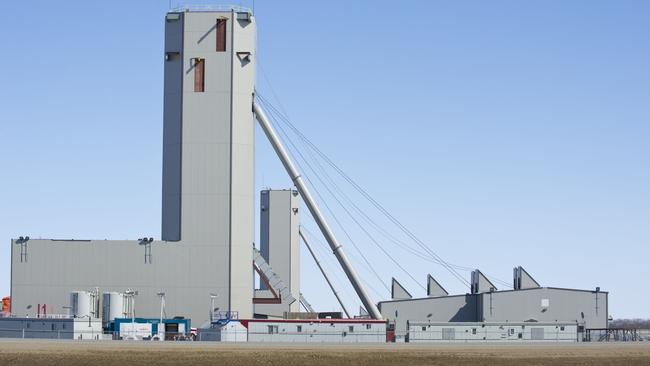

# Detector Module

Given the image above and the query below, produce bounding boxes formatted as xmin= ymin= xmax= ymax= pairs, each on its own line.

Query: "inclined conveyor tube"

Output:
xmin=253 ymin=100 xmax=382 ymax=320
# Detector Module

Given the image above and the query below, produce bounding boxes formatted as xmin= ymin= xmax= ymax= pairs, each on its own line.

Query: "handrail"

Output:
xmin=170 ymin=4 xmax=252 ymax=13
xmin=2 ymin=313 xmax=74 ymax=319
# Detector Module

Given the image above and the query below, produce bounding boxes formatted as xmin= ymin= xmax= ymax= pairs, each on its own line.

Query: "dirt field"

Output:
xmin=1 ymin=340 xmax=649 ymax=366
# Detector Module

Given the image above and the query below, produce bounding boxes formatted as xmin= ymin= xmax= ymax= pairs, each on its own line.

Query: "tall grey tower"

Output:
xmin=10 ymin=7 xmax=258 ymax=326
xmin=161 ymin=8 xmax=256 ymax=318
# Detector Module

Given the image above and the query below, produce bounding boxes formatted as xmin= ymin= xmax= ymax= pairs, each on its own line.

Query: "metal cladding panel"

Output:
xmin=378 ymin=295 xmax=480 ymax=337
xmin=10 ymin=11 xmax=257 ymax=326
xmin=180 ymin=10 xmax=233 ymax=236
xmin=480 ymin=288 xmax=608 ymax=329
xmin=178 ymin=11 xmax=254 ymax=318
xmin=260 ymin=191 xmax=270 ymax=270
xmin=246 ymin=320 xmax=386 ymax=343
xmin=471 ymin=270 xmax=497 ymax=294
xmin=161 ymin=12 xmax=184 ymax=241
xmin=391 ymin=278 xmax=413 ymax=300
xmin=9 ymin=239 xmax=247 ymax=326
xmin=228 ymin=12 xmax=256 ymax=319
xmin=517 ymin=266 xmax=541 ymax=290
xmin=288 ymin=191 xmax=300 ymax=310
xmin=427 ymin=274 xmax=449 ymax=297
xmin=408 ymin=322 xmax=578 ymax=343
xmin=255 ymin=190 xmax=300 ymax=316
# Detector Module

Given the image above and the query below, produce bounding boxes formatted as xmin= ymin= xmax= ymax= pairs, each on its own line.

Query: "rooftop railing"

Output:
xmin=169 ymin=4 xmax=252 ymax=13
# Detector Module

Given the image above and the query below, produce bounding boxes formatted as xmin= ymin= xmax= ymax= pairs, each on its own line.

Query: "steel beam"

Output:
xmin=299 ymin=230 xmax=352 ymax=318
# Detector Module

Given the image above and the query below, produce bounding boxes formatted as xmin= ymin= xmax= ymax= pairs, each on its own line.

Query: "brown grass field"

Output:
xmin=1 ymin=339 xmax=649 ymax=366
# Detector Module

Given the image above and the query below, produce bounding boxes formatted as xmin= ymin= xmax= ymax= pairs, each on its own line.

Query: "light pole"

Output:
xmin=124 ymin=289 xmax=137 ymax=339
xmin=156 ymin=292 xmax=166 ymax=340
xmin=209 ymin=293 xmax=218 ymax=323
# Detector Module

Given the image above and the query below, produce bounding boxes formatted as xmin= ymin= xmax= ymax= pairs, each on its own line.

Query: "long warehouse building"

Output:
xmin=379 ymin=268 xmax=608 ymax=340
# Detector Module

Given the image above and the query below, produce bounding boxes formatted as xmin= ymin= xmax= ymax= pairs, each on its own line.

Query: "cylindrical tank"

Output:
xmin=1 ymin=297 xmax=10 ymax=314
xmin=70 ymin=291 xmax=91 ymax=318
xmin=102 ymin=292 xmax=126 ymax=323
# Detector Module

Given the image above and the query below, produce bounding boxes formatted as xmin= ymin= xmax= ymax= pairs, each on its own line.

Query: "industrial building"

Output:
xmin=254 ymin=189 xmax=302 ymax=317
xmin=10 ymin=7 xmax=257 ymax=327
xmin=0 ymin=317 xmax=102 ymax=340
xmin=9 ymin=5 xmax=376 ymax=328
xmin=6 ymin=5 xmax=610 ymax=344
xmin=196 ymin=318 xmax=386 ymax=343
xmin=408 ymin=322 xmax=579 ymax=343
xmin=244 ymin=319 xmax=387 ymax=343
xmin=379 ymin=267 xmax=608 ymax=341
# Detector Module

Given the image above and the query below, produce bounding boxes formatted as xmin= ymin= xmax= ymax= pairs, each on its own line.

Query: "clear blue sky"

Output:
xmin=1 ymin=0 xmax=648 ymax=318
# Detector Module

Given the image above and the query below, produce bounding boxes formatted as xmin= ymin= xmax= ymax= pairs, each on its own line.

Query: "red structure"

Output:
xmin=1 ymin=297 xmax=10 ymax=314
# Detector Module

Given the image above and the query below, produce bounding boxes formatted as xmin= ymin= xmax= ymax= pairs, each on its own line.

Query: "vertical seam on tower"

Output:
xmin=227 ymin=9 xmax=235 ymax=314
xmin=178 ymin=13 xmax=185 ymax=241
xmin=9 ymin=240 xmax=13 ymax=313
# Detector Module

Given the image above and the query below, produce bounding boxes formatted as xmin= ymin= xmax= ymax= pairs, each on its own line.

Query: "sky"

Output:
xmin=0 ymin=0 xmax=649 ymax=319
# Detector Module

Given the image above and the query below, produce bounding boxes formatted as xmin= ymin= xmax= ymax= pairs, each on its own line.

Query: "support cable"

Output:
xmin=300 ymin=224 xmax=369 ymax=305
xmin=254 ymin=101 xmax=384 ymax=318
xmin=256 ymin=92 xmax=513 ymax=290
xmin=259 ymin=97 xmax=390 ymax=296
xmin=258 ymin=94 xmax=470 ymax=287
xmin=260 ymin=98 xmax=423 ymax=286
xmin=264 ymin=101 xmax=426 ymax=292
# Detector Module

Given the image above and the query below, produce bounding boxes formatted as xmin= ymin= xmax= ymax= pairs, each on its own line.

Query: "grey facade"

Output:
xmin=254 ymin=189 xmax=301 ymax=316
xmin=479 ymin=287 xmax=608 ymax=328
xmin=245 ymin=319 xmax=387 ymax=343
xmin=408 ymin=322 xmax=579 ymax=343
xmin=379 ymin=287 xmax=608 ymax=338
xmin=10 ymin=8 xmax=257 ymax=326
xmin=379 ymin=294 xmax=479 ymax=338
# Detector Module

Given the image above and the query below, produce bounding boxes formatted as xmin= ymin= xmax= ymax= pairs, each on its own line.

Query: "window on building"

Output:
xmin=560 ymin=326 xmax=565 ymax=331
xmin=193 ymin=58 xmax=205 ymax=92
xmin=348 ymin=325 xmax=354 ymax=333
xmin=366 ymin=324 xmax=371 ymax=330
xmin=472 ymin=328 xmax=477 ymax=335
xmin=296 ymin=325 xmax=302 ymax=333
xmin=216 ymin=18 xmax=227 ymax=52
xmin=267 ymin=325 xmax=278 ymax=334
xmin=421 ymin=326 xmax=426 ymax=331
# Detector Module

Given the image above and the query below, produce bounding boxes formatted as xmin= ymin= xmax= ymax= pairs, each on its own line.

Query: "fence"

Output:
xmin=0 ymin=328 xmax=196 ymax=341
xmin=585 ymin=328 xmax=650 ymax=342
xmin=0 ymin=328 xmax=108 ymax=340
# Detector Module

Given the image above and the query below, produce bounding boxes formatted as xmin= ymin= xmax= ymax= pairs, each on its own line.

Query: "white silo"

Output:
xmin=102 ymin=292 xmax=126 ymax=323
xmin=70 ymin=291 xmax=92 ymax=318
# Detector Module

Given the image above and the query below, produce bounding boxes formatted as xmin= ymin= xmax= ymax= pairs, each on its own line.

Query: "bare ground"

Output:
xmin=1 ymin=340 xmax=649 ymax=366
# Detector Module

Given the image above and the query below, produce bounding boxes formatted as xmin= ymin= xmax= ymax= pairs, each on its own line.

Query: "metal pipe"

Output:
xmin=299 ymin=230 xmax=351 ymax=318
xmin=253 ymin=100 xmax=382 ymax=319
